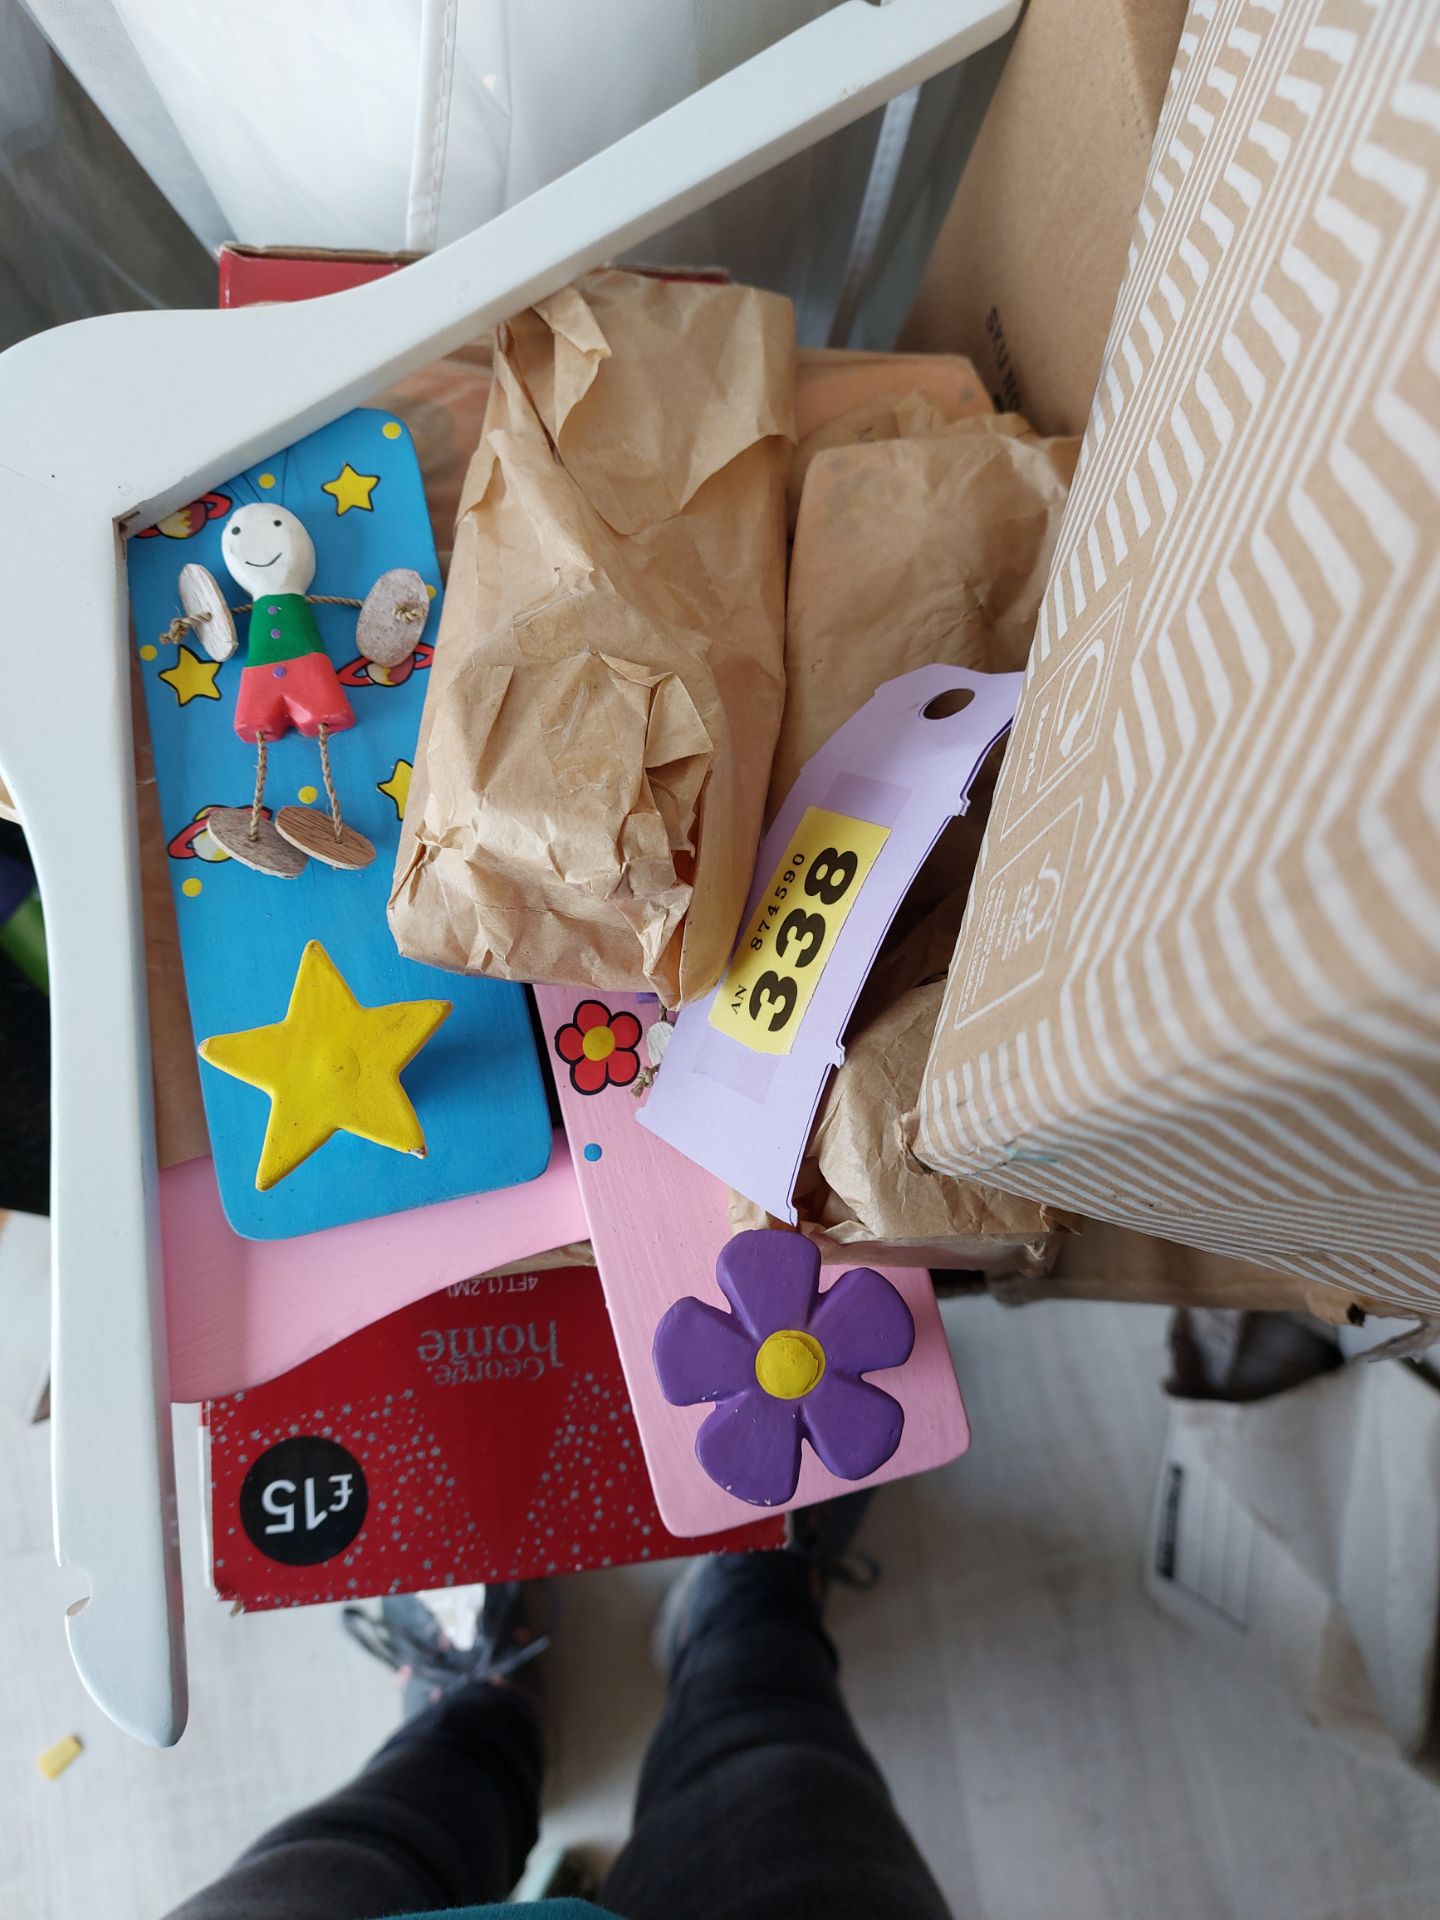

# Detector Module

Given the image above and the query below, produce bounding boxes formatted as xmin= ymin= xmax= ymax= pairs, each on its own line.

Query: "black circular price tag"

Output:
xmin=239 ymin=1436 xmax=368 ymax=1566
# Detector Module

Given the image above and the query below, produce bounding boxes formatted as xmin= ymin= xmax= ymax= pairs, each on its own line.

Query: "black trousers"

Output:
xmin=165 ymin=1553 xmax=950 ymax=1920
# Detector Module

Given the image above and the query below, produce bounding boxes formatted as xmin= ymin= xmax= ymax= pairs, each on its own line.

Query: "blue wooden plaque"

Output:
xmin=128 ymin=408 xmax=552 ymax=1240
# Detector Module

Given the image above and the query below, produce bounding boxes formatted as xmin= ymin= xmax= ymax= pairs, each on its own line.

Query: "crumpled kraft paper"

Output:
xmin=813 ymin=978 xmax=1063 ymax=1265
xmin=793 ymin=347 xmax=989 ymax=440
xmin=389 ymin=268 xmax=794 ymax=1006
xmin=729 ymin=891 xmax=1068 ymax=1271
xmin=768 ymin=412 xmax=1079 ymax=815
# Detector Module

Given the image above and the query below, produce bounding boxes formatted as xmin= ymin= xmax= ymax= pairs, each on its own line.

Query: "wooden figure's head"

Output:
xmin=221 ymin=503 xmax=316 ymax=598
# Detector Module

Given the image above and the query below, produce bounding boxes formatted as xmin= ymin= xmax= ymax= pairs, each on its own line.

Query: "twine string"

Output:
xmin=317 ymin=725 xmax=343 ymax=840
xmin=249 ymin=739 xmax=267 ymax=843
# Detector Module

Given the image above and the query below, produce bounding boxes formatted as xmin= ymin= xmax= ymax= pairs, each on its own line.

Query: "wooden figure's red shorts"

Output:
xmin=234 ymin=654 xmax=357 ymax=743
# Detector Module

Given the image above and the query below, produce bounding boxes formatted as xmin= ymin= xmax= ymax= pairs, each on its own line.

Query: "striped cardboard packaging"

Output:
xmin=919 ymin=0 xmax=1440 ymax=1311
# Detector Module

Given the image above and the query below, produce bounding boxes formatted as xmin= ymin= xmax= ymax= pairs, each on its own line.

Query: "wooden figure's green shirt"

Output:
xmin=246 ymin=592 xmax=326 ymax=667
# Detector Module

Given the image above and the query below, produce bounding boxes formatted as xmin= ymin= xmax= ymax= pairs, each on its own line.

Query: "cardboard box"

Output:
xmin=918 ymin=0 xmax=1440 ymax=1312
xmin=217 ymin=243 xmax=418 ymax=307
xmin=205 ymin=1266 xmax=780 ymax=1609
xmin=901 ymin=0 xmax=1188 ymax=433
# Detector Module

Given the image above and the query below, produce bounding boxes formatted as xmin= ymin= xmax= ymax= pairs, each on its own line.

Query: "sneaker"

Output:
xmin=788 ymin=1488 xmax=880 ymax=1600
xmin=343 ymin=1581 xmax=550 ymax=1719
xmin=652 ymin=1489 xmax=879 ymax=1673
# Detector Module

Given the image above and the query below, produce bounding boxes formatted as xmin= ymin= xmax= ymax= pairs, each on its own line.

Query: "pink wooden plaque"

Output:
xmin=162 ymin=1129 xmax=590 ymax=1401
xmin=536 ymin=985 xmax=970 ymax=1537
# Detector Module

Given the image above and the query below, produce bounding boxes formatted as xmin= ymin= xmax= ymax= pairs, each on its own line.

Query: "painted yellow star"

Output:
xmin=321 ymin=462 xmax=381 ymax=515
xmin=158 ymin=643 xmax=221 ymax=706
xmin=198 ymin=941 xmax=452 ymax=1190
xmin=377 ymin=757 xmax=412 ymax=821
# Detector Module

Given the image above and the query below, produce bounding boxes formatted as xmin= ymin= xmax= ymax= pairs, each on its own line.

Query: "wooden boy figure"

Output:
xmin=174 ymin=502 xmax=428 ymax=877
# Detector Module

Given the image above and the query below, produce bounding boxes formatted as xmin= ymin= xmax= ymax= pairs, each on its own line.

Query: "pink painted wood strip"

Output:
xmin=535 ymin=986 xmax=970 ymax=1537
xmin=162 ymin=1129 xmax=589 ymax=1401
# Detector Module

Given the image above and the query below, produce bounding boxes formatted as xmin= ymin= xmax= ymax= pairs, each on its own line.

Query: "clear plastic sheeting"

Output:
xmin=29 ymin=0 xmax=845 ymax=253
xmin=0 ymin=4 xmax=211 ymax=349
xmin=20 ymin=0 xmax=1005 ymax=347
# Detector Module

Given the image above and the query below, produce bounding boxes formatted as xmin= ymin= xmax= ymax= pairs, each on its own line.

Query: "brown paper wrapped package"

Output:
xmin=786 ymin=350 xmax=992 ymax=527
xmin=770 ymin=413 xmax=1078 ymax=815
xmin=389 ymin=269 xmax=795 ymax=1007
xmin=732 ymin=399 xmax=1079 ymax=1269
xmin=793 ymin=348 xmax=989 ymax=440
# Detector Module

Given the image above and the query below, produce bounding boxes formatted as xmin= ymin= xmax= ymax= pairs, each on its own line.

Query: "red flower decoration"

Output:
xmin=554 ymin=1000 xmax=642 ymax=1095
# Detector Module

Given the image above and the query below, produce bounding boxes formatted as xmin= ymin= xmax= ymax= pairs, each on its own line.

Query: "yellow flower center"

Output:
xmin=755 ymin=1329 xmax=826 ymax=1400
xmin=581 ymin=1026 xmax=616 ymax=1062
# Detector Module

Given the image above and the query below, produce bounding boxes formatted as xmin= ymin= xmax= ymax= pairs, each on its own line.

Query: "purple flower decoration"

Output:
xmin=652 ymin=1229 xmax=915 ymax=1507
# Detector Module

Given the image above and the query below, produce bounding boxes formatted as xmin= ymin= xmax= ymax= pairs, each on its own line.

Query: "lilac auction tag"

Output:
xmin=638 ymin=666 xmax=1023 ymax=1219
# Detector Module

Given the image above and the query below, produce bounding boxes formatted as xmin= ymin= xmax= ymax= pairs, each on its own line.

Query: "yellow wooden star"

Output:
xmin=377 ymin=757 xmax=412 ymax=820
xmin=198 ymin=941 xmax=452 ymax=1190
xmin=321 ymin=462 xmax=381 ymax=515
xmin=158 ymin=643 xmax=222 ymax=705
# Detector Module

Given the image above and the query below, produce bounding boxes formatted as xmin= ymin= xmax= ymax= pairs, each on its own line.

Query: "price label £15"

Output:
xmin=708 ymin=805 xmax=889 ymax=1056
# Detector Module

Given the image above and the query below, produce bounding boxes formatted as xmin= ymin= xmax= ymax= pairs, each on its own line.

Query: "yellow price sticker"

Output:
xmin=708 ymin=805 xmax=890 ymax=1056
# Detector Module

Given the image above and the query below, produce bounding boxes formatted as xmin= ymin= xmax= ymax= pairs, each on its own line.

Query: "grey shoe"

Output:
xmin=343 ymin=1582 xmax=549 ymax=1719
xmin=788 ymin=1488 xmax=880 ymax=1597
xmin=653 ymin=1489 xmax=880 ymax=1674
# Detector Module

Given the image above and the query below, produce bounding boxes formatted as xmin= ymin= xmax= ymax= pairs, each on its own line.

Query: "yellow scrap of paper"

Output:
xmin=708 ymin=805 xmax=889 ymax=1057
xmin=36 ymin=1733 xmax=83 ymax=1780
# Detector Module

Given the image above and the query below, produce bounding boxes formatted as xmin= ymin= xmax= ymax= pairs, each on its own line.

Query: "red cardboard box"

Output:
xmin=207 ymin=1266 xmax=783 ymax=1610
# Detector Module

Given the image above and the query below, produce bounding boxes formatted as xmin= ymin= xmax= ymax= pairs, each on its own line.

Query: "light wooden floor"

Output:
xmin=4 ymin=1295 xmax=1440 ymax=1919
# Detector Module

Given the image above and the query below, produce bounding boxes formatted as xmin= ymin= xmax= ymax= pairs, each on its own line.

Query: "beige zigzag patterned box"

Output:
xmin=919 ymin=0 xmax=1440 ymax=1311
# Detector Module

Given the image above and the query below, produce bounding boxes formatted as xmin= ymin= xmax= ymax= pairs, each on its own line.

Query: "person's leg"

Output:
xmin=164 ymin=1589 xmax=545 ymax=1920
xmin=601 ymin=1524 xmax=950 ymax=1920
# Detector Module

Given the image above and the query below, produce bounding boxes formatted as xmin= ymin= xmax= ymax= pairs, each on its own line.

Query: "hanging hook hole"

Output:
xmin=921 ymin=687 xmax=976 ymax=720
